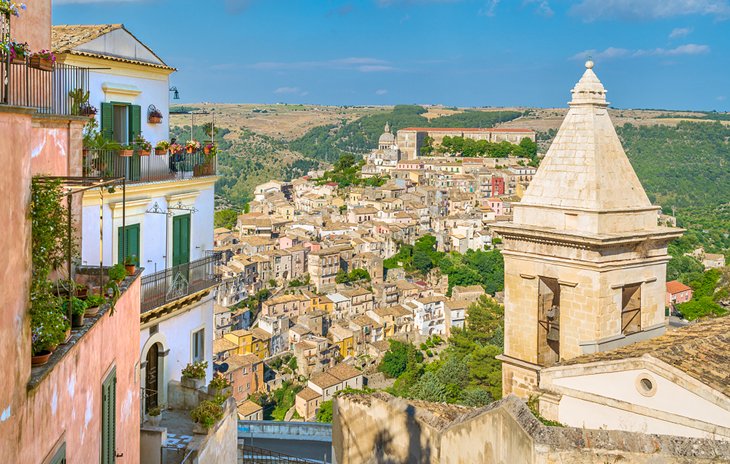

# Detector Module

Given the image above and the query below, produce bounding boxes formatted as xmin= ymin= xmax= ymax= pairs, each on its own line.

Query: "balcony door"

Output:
xmin=172 ymin=214 xmax=191 ymax=268
xmin=101 ymin=102 xmax=142 ymax=181
xmin=117 ymin=223 xmax=140 ymax=265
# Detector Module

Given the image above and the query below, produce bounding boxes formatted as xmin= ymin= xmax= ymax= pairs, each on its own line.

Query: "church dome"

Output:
xmin=378 ymin=122 xmax=395 ymax=145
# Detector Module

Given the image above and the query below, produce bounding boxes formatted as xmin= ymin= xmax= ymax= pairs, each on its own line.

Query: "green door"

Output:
xmin=172 ymin=214 xmax=191 ymax=267
xmin=101 ymin=368 xmax=117 ymax=464
xmin=118 ymin=224 xmax=140 ymax=265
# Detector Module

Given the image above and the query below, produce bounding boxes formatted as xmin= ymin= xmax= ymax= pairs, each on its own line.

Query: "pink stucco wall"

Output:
xmin=0 ymin=279 xmax=142 ymax=463
xmin=31 ymin=119 xmax=86 ymax=177
xmin=9 ymin=0 xmax=52 ymax=53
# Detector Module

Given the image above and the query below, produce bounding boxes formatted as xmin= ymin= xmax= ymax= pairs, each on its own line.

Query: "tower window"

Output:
xmin=621 ymin=284 xmax=642 ymax=335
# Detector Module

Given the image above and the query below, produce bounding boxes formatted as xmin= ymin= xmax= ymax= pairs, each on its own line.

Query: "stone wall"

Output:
xmin=194 ymin=397 xmax=238 ymax=464
xmin=333 ymin=393 xmax=730 ymax=464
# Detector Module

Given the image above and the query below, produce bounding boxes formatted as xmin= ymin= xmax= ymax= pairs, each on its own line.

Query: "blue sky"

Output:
xmin=53 ymin=0 xmax=730 ymax=110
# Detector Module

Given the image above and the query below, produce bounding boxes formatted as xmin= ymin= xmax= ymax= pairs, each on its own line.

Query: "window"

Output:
xmin=621 ymin=284 xmax=642 ymax=335
xmin=101 ymin=368 xmax=117 ymax=464
xmin=192 ymin=329 xmax=205 ymax=363
xmin=117 ymin=224 xmax=140 ymax=266
xmin=238 ymin=386 xmax=243 ymax=393
xmin=46 ymin=442 xmax=66 ymax=464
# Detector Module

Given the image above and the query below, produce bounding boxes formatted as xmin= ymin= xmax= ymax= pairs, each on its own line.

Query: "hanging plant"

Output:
xmin=0 ymin=1 xmax=26 ymax=17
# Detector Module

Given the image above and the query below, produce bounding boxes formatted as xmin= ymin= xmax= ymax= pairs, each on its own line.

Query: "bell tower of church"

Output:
xmin=493 ymin=61 xmax=682 ymax=399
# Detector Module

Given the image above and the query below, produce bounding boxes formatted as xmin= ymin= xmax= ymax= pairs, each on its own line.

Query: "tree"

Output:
xmin=676 ymin=296 xmax=726 ymax=321
xmin=467 ymin=296 xmax=504 ymax=344
xmin=468 ymin=345 xmax=503 ymax=400
xmin=379 ymin=340 xmax=422 ymax=378
xmin=316 ymin=400 xmax=333 ymax=422
xmin=410 ymin=372 xmax=447 ymax=402
xmin=214 ymin=209 xmax=238 ymax=230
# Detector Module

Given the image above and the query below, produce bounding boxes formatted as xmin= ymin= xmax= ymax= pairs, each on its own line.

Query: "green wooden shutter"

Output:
xmin=101 ymin=369 xmax=117 ymax=464
xmin=129 ymin=105 xmax=142 ymax=143
xmin=101 ymin=103 xmax=114 ymax=141
xmin=49 ymin=443 xmax=66 ymax=464
xmin=118 ymin=224 xmax=140 ymax=265
xmin=172 ymin=215 xmax=191 ymax=267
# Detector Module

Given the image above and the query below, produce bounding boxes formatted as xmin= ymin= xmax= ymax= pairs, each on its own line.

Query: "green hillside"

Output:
xmin=618 ymin=121 xmax=730 ymax=253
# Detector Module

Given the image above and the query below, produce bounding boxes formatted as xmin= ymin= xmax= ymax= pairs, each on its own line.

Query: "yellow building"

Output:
xmin=224 ymin=329 xmax=254 ymax=356
xmin=251 ymin=328 xmax=271 ymax=359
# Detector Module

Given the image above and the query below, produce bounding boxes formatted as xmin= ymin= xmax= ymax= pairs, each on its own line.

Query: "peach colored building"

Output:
xmin=224 ymin=353 xmax=266 ymax=404
xmin=666 ymin=280 xmax=693 ymax=307
xmin=0 ymin=2 xmax=141 ymax=462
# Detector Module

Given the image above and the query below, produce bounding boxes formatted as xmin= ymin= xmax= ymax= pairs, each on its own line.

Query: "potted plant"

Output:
xmin=169 ymin=142 xmax=183 ymax=155
xmin=135 ymin=135 xmax=152 ymax=156
xmin=181 ymin=361 xmax=208 ymax=389
xmin=155 ymin=140 xmax=170 ymax=156
xmin=30 ymin=296 xmax=67 ymax=365
xmin=108 ymin=263 xmax=127 ymax=283
xmin=79 ymin=103 xmax=97 ymax=118
xmin=190 ymin=399 xmax=224 ymax=434
xmin=208 ymin=374 xmax=232 ymax=397
xmin=148 ymin=108 xmax=163 ymax=124
xmin=185 ymin=140 xmax=200 ymax=154
xmin=123 ymin=255 xmax=137 ymax=275
xmin=84 ymin=293 xmax=105 ymax=317
xmin=29 ymin=49 xmax=55 ymax=71
xmin=119 ymin=144 xmax=134 ymax=157
xmin=64 ymin=296 xmax=88 ymax=329
xmin=147 ymin=405 xmax=164 ymax=427
xmin=7 ymin=41 xmax=29 ymax=64
xmin=203 ymin=143 xmax=217 ymax=156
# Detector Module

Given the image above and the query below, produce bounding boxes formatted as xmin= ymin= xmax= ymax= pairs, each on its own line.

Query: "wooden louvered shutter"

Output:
xmin=101 ymin=368 xmax=117 ymax=464
xmin=101 ymin=103 xmax=114 ymax=141
xmin=129 ymin=105 xmax=142 ymax=142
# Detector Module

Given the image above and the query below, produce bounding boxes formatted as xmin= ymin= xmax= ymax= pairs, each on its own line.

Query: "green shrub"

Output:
xmin=190 ymin=399 xmax=224 ymax=429
xmin=182 ymin=361 xmax=208 ymax=380
xmin=108 ymin=264 xmax=127 ymax=282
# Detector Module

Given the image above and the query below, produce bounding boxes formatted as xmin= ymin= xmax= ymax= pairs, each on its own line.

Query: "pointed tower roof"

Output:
xmin=512 ymin=61 xmax=660 ymax=236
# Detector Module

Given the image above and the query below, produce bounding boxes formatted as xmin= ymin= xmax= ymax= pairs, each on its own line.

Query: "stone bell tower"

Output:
xmin=492 ymin=61 xmax=682 ymax=399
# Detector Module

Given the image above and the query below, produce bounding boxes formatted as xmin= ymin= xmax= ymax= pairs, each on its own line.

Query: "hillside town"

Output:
xmin=2 ymin=1 xmax=730 ymax=463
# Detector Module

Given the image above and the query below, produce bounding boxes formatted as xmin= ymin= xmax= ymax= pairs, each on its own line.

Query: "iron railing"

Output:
xmin=239 ymin=445 xmax=323 ymax=463
xmin=141 ymin=253 xmax=221 ymax=313
xmin=83 ymin=149 xmax=217 ymax=185
xmin=1 ymin=56 xmax=90 ymax=115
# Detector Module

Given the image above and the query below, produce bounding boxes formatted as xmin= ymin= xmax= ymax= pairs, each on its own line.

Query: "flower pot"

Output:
xmin=149 ymin=414 xmax=162 ymax=427
xmin=30 ymin=56 xmax=53 ymax=71
xmin=75 ymin=287 xmax=88 ymax=299
xmin=140 ymin=150 xmax=150 ymax=157
xmin=47 ymin=343 xmax=58 ymax=353
xmin=31 ymin=351 xmax=52 ymax=366
xmin=125 ymin=264 xmax=136 ymax=275
xmin=85 ymin=305 xmax=101 ymax=317
xmin=72 ymin=312 xmax=85 ymax=328
xmin=204 ymin=146 xmax=211 ymax=155
xmin=149 ymin=116 xmax=162 ymax=124
xmin=62 ymin=328 xmax=72 ymax=344
xmin=155 ymin=148 xmax=167 ymax=156
xmin=12 ymin=56 xmax=26 ymax=65
xmin=181 ymin=377 xmax=205 ymax=390
xmin=119 ymin=149 xmax=134 ymax=157
xmin=186 ymin=147 xmax=195 ymax=154
xmin=193 ymin=422 xmax=210 ymax=435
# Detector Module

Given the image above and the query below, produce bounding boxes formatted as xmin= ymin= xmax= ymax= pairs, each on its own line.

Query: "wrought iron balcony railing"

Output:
xmin=141 ymin=253 xmax=222 ymax=313
xmin=83 ymin=149 xmax=217 ymax=185
xmin=1 ymin=56 xmax=90 ymax=115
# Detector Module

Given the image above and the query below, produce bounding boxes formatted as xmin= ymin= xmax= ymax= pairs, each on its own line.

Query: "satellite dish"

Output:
xmin=216 ymin=362 xmax=229 ymax=373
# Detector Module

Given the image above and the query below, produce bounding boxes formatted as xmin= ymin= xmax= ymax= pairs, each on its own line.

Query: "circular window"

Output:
xmin=636 ymin=373 xmax=657 ymax=397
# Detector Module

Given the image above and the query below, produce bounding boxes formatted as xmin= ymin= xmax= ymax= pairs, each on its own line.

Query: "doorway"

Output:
xmin=537 ymin=277 xmax=561 ymax=366
xmin=145 ymin=343 xmax=160 ymax=411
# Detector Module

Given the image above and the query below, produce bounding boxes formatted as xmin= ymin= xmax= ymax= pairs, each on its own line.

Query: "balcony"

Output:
xmin=141 ymin=253 xmax=222 ymax=313
xmin=1 ymin=57 xmax=89 ymax=115
xmin=83 ymin=149 xmax=217 ymax=185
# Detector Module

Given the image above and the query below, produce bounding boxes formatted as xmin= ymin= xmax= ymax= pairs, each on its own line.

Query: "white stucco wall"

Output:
xmin=553 ymin=368 xmax=730 ymax=439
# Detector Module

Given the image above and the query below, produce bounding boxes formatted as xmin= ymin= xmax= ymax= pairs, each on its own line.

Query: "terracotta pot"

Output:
xmin=30 ymin=56 xmax=53 ymax=71
xmin=186 ymin=147 xmax=195 ymax=154
xmin=75 ymin=287 xmax=88 ymax=299
xmin=31 ymin=351 xmax=52 ymax=366
xmin=155 ymin=148 xmax=167 ymax=156
xmin=72 ymin=312 xmax=85 ymax=328
xmin=63 ymin=328 xmax=72 ymax=344
xmin=204 ymin=146 xmax=211 ymax=155
xmin=149 ymin=116 xmax=162 ymax=124
xmin=85 ymin=305 xmax=101 ymax=317
xmin=119 ymin=149 xmax=134 ymax=157
xmin=125 ymin=264 xmax=136 ymax=275
xmin=140 ymin=150 xmax=151 ymax=157
xmin=12 ymin=56 xmax=26 ymax=65
xmin=47 ymin=343 xmax=58 ymax=353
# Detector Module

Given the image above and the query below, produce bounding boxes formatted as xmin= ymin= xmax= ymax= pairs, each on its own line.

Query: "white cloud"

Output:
xmin=717 ymin=95 xmax=727 ymax=101
xmin=274 ymin=87 xmax=300 ymax=94
xmin=669 ymin=27 xmax=693 ymax=39
xmin=479 ymin=0 xmax=500 ymax=16
xmin=524 ymin=0 xmax=553 ymax=17
xmin=570 ymin=0 xmax=730 ymax=21
xmin=572 ymin=43 xmax=710 ymax=61
xmin=251 ymin=57 xmax=396 ymax=73
xmin=375 ymin=89 xmax=389 ymax=95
